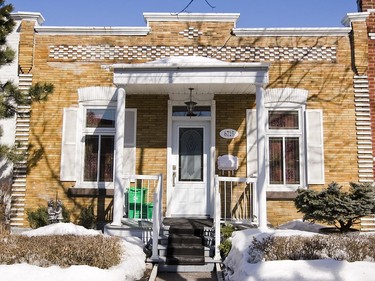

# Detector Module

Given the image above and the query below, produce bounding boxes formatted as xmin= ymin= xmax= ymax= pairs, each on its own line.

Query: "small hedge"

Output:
xmin=0 ymin=234 xmax=122 ymax=269
xmin=249 ymin=234 xmax=375 ymax=263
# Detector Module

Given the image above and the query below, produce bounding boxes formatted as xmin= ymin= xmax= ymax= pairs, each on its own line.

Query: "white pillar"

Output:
xmin=112 ymin=87 xmax=126 ymax=225
xmin=256 ymin=85 xmax=268 ymax=229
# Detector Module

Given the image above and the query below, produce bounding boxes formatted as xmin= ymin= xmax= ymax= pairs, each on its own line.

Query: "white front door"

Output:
xmin=169 ymin=121 xmax=210 ymax=217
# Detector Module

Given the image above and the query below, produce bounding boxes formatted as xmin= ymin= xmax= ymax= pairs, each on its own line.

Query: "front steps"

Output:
xmin=156 ymin=218 xmax=219 ymax=272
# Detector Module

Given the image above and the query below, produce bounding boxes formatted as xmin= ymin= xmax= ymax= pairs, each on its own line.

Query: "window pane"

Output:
xmin=86 ymin=109 xmax=115 ymax=128
xmin=172 ymin=106 xmax=211 ymax=117
xmin=84 ymin=135 xmax=98 ymax=181
xmin=269 ymin=137 xmax=283 ymax=184
xmin=99 ymin=136 xmax=114 ymax=182
xmin=285 ymin=137 xmax=300 ymax=184
xmin=179 ymin=128 xmax=203 ymax=181
xmin=269 ymin=111 xmax=299 ymax=129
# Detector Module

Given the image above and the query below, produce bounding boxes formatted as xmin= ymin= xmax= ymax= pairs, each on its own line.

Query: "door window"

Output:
xmin=179 ymin=128 xmax=203 ymax=181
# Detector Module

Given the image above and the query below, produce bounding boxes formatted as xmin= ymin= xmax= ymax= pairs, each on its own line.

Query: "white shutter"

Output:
xmin=306 ymin=109 xmax=325 ymax=184
xmin=60 ymin=107 xmax=78 ymax=181
xmin=247 ymin=109 xmax=258 ymax=177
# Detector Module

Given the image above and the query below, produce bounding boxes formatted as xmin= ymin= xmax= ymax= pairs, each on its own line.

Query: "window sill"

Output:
xmin=266 ymin=191 xmax=297 ymax=200
xmin=68 ymin=187 xmax=114 ymax=197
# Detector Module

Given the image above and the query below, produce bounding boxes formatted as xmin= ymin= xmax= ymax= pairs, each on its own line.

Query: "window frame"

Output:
xmin=265 ymin=106 xmax=305 ymax=191
xmin=80 ymin=105 xmax=117 ymax=188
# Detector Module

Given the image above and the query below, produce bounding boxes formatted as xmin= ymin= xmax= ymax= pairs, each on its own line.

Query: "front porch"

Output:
xmin=104 ymin=173 xmax=258 ymax=267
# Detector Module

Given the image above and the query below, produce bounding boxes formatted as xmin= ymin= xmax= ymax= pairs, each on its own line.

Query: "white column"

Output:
xmin=112 ymin=87 xmax=126 ymax=226
xmin=256 ymin=85 xmax=268 ymax=229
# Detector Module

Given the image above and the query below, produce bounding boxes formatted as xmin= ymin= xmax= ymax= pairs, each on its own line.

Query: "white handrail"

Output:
xmin=213 ymin=175 xmax=221 ymax=261
xmin=151 ymin=173 xmax=163 ymax=261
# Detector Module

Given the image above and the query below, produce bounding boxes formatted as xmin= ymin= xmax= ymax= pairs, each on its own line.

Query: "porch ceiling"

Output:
xmin=112 ymin=56 xmax=269 ymax=95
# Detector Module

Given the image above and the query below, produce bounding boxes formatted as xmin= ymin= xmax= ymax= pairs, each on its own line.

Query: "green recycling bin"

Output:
xmin=128 ymin=203 xmax=145 ymax=219
xmin=128 ymin=187 xmax=147 ymax=204
xmin=146 ymin=203 xmax=153 ymax=219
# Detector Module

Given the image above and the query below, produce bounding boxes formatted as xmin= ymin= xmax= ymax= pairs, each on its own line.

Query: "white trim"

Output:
xmin=342 ymin=12 xmax=370 ymax=27
xmin=143 ymin=13 xmax=240 ymax=27
xmin=35 ymin=26 xmax=150 ymax=36
xmin=11 ymin=12 xmax=45 ymax=25
xmin=78 ymin=86 xmax=118 ymax=103
xmin=166 ymin=99 xmax=215 ymax=217
xmin=233 ymin=27 xmax=351 ymax=37
xmin=265 ymin=108 xmax=306 ymax=192
xmin=265 ymin=88 xmax=308 ymax=106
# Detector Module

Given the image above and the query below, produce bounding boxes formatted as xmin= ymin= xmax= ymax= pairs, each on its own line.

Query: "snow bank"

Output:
xmin=1 ymin=223 xmax=146 ymax=281
xmin=224 ymin=220 xmax=375 ymax=281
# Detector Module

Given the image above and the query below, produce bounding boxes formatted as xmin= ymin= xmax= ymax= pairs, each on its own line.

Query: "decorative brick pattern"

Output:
xmin=354 ymin=76 xmax=374 ymax=183
xmin=48 ymin=45 xmax=337 ymax=62
xmin=179 ymin=27 xmax=203 ymax=39
xmin=10 ymin=73 xmax=32 ymax=227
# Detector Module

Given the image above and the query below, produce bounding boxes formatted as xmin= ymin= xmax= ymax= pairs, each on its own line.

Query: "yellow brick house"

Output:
xmin=8 ymin=9 xmax=373 ymax=265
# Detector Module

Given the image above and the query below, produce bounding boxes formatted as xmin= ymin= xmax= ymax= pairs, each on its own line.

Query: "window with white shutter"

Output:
xmin=246 ymin=88 xmax=324 ymax=191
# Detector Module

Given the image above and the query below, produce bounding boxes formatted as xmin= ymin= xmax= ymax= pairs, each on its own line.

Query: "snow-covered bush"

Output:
xmin=249 ymin=234 xmax=375 ymax=263
xmin=0 ymin=234 xmax=122 ymax=268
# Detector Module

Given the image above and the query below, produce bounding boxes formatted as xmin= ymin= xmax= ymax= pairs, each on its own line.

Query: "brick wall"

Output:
xmin=15 ymin=17 xmax=360 ymax=227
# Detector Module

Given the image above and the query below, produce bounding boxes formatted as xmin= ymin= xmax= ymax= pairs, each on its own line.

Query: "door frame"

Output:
xmin=166 ymin=99 xmax=216 ymax=218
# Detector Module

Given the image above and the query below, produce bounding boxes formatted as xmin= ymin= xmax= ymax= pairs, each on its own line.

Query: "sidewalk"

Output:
xmin=155 ymin=271 xmax=216 ymax=280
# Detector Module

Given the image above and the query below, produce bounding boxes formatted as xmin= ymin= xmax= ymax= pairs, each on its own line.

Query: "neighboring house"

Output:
xmin=8 ymin=6 xmax=372 ymax=262
xmin=0 ymin=13 xmax=24 ymax=184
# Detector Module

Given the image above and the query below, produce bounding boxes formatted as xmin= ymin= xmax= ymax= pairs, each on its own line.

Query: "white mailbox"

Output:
xmin=217 ymin=154 xmax=238 ymax=171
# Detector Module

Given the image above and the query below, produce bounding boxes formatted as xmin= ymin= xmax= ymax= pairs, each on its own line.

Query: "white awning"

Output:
xmin=113 ymin=56 xmax=269 ymax=95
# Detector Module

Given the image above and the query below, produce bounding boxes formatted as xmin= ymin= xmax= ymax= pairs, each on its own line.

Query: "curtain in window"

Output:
xmin=269 ymin=137 xmax=283 ymax=184
xmin=269 ymin=137 xmax=300 ymax=185
xmin=99 ymin=136 xmax=114 ymax=181
xmin=285 ymin=137 xmax=300 ymax=184
xmin=84 ymin=136 xmax=98 ymax=181
xmin=269 ymin=111 xmax=299 ymax=129
xmin=84 ymin=135 xmax=114 ymax=182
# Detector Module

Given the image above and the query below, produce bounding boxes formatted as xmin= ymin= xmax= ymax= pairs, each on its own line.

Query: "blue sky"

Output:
xmin=8 ymin=0 xmax=357 ymax=28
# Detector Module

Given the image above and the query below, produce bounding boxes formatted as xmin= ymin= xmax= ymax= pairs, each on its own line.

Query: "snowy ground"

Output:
xmin=2 ymin=221 xmax=375 ymax=281
xmin=0 ymin=223 xmax=146 ymax=281
xmin=224 ymin=220 xmax=375 ymax=281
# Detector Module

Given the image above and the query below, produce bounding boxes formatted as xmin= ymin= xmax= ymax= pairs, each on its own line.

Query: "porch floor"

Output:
xmin=163 ymin=218 xmax=213 ymax=229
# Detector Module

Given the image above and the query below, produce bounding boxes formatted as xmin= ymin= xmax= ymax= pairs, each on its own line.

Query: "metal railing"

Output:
xmin=215 ymin=175 xmax=257 ymax=223
xmin=123 ymin=174 xmax=163 ymax=260
xmin=213 ymin=175 xmax=258 ymax=260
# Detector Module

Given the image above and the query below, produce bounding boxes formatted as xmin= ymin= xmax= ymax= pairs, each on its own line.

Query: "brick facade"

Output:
xmin=11 ymin=11 xmax=370 ymax=228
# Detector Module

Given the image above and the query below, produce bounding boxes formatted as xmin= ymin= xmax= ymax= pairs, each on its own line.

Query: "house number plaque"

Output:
xmin=220 ymin=129 xmax=238 ymax=139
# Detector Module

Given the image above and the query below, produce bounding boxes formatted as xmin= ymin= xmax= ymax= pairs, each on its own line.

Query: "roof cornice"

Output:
xmin=341 ymin=12 xmax=370 ymax=27
xmin=10 ymin=12 xmax=45 ymax=26
xmin=143 ymin=12 xmax=240 ymax=27
xmin=34 ymin=26 xmax=150 ymax=36
xmin=232 ymin=27 xmax=351 ymax=37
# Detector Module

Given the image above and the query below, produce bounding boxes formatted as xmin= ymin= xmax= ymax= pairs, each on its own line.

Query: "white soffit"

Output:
xmin=113 ymin=56 xmax=269 ymax=95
